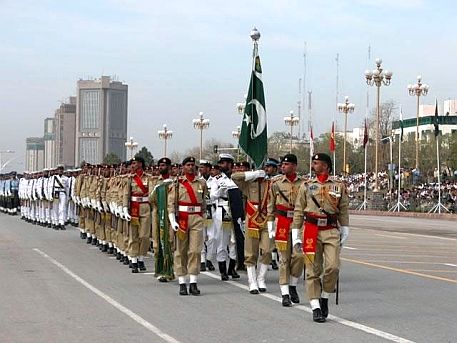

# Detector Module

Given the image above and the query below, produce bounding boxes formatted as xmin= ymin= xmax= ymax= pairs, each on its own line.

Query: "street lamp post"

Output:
xmin=192 ymin=112 xmax=210 ymax=160
xmin=337 ymin=96 xmax=355 ymax=174
xmin=236 ymin=95 xmax=247 ymax=115
xmin=407 ymin=75 xmax=429 ymax=171
xmin=232 ymin=126 xmax=241 ymax=160
xmin=365 ymin=58 xmax=393 ymax=191
xmin=283 ymin=111 xmax=300 ymax=153
xmin=0 ymin=150 xmax=15 ymax=172
xmin=124 ymin=137 xmax=138 ymax=159
xmin=158 ymin=124 xmax=173 ymax=157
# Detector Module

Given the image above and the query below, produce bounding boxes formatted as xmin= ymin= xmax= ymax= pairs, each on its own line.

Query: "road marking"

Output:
xmin=33 ymin=248 xmax=180 ymax=343
xmin=346 ymin=260 xmax=452 ymax=265
xmin=376 ymin=234 xmax=406 ymax=239
xmin=342 ymin=257 xmax=457 ymax=284
xmin=352 ymin=227 xmax=457 ymax=242
xmin=343 ymin=246 xmax=358 ymax=250
xmin=445 ymin=263 xmax=457 ymax=268
xmin=202 ymin=271 xmax=415 ymax=343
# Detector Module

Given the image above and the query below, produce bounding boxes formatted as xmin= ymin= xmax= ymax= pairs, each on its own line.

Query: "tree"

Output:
xmin=134 ymin=146 xmax=154 ymax=167
xmin=103 ymin=153 xmax=121 ymax=165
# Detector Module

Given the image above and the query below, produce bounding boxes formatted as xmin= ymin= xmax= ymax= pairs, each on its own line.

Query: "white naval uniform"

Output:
xmin=210 ymin=172 xmax=237 ymax=262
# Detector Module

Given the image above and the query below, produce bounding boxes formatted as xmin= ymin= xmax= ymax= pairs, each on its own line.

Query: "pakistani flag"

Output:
xmin=239 ymin=43 xmax=267 ymax=168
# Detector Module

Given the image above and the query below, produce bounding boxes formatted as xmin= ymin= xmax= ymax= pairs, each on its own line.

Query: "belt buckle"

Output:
xmin=287 ymin=210 xmax=294 ymax=218
xmin=188 ymin=206 xmax=195 ymax=212
xmin=317 ymin=218 xmax=327 ymax=227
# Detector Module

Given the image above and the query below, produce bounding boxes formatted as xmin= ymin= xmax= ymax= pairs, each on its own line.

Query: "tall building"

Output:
xmin=25 ymin=137 xmax=44 ymax=171
xmin=75 ymin=76 xmax=128 ymax=165
xmin=54 ymin=96 xmax=76 ymax=168
xmin=43 ymin=118 xmax=56 ymax=168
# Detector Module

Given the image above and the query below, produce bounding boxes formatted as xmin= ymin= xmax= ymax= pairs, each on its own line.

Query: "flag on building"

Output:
xmin=239 ymin=42 xmax=267 ymax=168
xmin=363 ymin=119 xmax=369 ymax=148
xmin=329 ymin=121 xmax=335 ymax=152
xmin=434 ymin=98 xmax=440 ymax=138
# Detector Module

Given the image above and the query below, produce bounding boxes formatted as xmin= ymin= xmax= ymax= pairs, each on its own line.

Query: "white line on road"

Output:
xmin=202 ymin=272 xmax=415 ymax=343
xmin=375 ymin=234 xmax=406 ymax=239
xmin=444 ymin=263 xmax=457 ymax=268
xmin=353 ymin=227 xmax=457 ymax=242
xmin=343 ymin=246 xmax=358 ymax=250
xmin=33 ymin=248 xmax=180 ymax=343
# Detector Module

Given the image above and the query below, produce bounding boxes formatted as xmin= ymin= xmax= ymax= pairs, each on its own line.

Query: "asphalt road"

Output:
xmin=0 ymin=214 xmax=456 ymax=343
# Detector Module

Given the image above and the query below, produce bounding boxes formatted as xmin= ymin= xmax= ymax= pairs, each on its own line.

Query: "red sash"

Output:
xmin=274 ymin=204 xmax=293 ymax=251
xmin=131 ymin=174 xmax=148 ymax=226
xmin=303 ymin=213 xmax=331 ymax=263
xmin=177 ymin=179 xmax=200 ymax=240
xmin=245 ymin=201 xmax=261 ymax=238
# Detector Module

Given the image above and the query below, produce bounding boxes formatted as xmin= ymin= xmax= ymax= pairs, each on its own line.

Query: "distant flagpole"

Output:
xmin=309 ymin=125 xmax=314 ymax=176
xmin=389 ymin=106 xmax=406 ymax=212
xmin=334 ymin=53 xmax=339 ymax=177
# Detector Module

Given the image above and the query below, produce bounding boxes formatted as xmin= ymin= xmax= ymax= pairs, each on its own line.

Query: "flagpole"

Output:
xmin=389 ymin=106 xmax=406 ymax=212
xmin=334 ymin=53 xmax=339 ymax=177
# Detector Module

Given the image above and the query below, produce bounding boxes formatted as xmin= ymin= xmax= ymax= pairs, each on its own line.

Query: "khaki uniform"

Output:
xmin=168 ymin=175 xmax=207 ymax=277
xmin=232 ymin=172 xmax=272 ymax=266
xmin=95 ymin=176 xmax=106 ymax=241
xmin=74 ymin=173 xmax=85 ymax=231
xmin=267 ymin=174 xmax=305 ymax=285
xmin=106 ymin=176 xmax=117 ymax=246
xmin=123 ymin=171 xmax=151 ymax=258
xmin=292 ymin=176 xmax=349 ymax=300
xmin=86 ymin=175 xmax=98 ymax=236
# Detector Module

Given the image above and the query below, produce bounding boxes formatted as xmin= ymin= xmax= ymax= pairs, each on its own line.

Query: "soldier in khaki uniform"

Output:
xmin=123 ymin=157 xmax=151 ymax=273
xmin=267 ymin=154 xmax=305 ymax=307
xmin=292 ymin=153 xmax=350 ymax=323
xmin=232 ymin=168 xmax=272 ymax=294
xmin=74 ymin=164 xmax=88 ymax=240
xmin=168 ymin=157 xmax=208 ymax=296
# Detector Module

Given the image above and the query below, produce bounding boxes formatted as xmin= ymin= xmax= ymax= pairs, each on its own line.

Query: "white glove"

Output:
xmin=244 ymin=170 xmax=266 ymax=182
xmin=102 ymin=201 xmax=108 ymax=212
xmin=91 ymin=199 xmax=97 ymax=209
xmin=168 ymin=213 xmax=180 ymax=232
xmin=340 ymin=226 xmax=350 ymax=245
xmin=237 ymin=217 xmax=245 ymax=234
xmin=291 ymin=228 xmax=302 ymax=249
xmin=115 ymin=205 xmax=121 ymax=217
xmin=267 ymin=221 xmax=275 ymax=239
xmin=122 ymin=207 xmax=131 ymax=221
xmin=216 ymin=186 xmax=228 ymax=198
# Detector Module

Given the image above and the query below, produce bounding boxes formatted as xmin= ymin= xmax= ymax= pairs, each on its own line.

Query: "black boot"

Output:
xmin=218 ymin=261 xmax=229 ymax=281
xmin=200 ymin=262 xmax=207 ymax=271
xmin=289 ymin=286 xmax=300 ymax=304
xmin=228 ymin=259 xmax=240 ymax=279
xmin=123 ymin=256 xmax=129 ymax=265
xmin=60 ymin=224 xmax=66 ymax=230
xmin=116 ymin=252 xmax=122 ymax=260
xmin=319 ymin=298 xmax=329 ymax=318
xmin=271 ymin=260 xmax=279 ymax=270
xmin=101 ymin=244 xmax=108 ymax=253
xmin=107 ymin=247 xmax=114 ymax=254
xmin=91 ymin=238 xmax=97 ymax=245
xmin=79 ymin=232 xmax=84 ymax=239
xmin=179 ymin=284 xmax=188 ymax=296
xmin=282 ymin=295 xmax=292 ymax=307
xmin=138 ymin=261 xmax=146 ymax=271
xmin=131 ymin=263 xmax=139 ymax=273
xmin=206 ymin=260 xmax=215 ymax=271
xmin=189 ymin=283 xmax=200 ymax=295
xmin=313 ymin=308 xmax=326 ymax=323
xmin=86 ymin=236 xmax=92 ymax=244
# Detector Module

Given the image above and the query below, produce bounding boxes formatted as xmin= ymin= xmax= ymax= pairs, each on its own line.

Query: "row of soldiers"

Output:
xmin=0 ymin=171 xmax=20 ymax=215
xmin=10 ymin=152 xmax=350 ymax=323
xmin=17 ymin=166 xmax=78 ymax=229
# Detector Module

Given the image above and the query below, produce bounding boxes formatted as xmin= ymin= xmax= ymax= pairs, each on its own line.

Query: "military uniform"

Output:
xmin=232 ymin=169 xmax=272 ymax=294
xmin=292 ymin=153 xmax=349 ymax=322
xmin=168 ymin=157 xmax=208 ymax=295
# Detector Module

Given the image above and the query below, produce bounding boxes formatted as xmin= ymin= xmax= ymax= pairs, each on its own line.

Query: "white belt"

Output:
xmin=131 ymin=196 xmax=149 ymax=202
xmin=178 ymin=205 xmax=202 ymax=213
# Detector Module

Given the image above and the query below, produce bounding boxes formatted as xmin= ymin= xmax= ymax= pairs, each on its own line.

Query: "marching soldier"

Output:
xmin=123 ymin=157 xmax=151 ymax=273
xmin=292 ymin=153 xmax=350 ymax=322
xmin=267 ymin=154 xmax=305 ymax=307
xmin=232 ymin=166 xmax=272 ymax=294
xmin=168 ymin=156 xmax=208 ymax=296
xmin=264 ymin=158 xmax=280 ymax=271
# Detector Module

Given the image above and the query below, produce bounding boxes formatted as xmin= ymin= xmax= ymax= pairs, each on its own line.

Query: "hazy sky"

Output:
xmin=1 ymin=0 xmax=456 ymax=171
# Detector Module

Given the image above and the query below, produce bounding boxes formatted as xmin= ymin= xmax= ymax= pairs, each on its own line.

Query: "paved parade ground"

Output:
xmin=0 ymin=214 xmax=456 ymax=343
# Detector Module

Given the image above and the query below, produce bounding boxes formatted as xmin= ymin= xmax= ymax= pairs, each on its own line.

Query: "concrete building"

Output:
xmin=54 ymin=97 xmax=76 ymax=168
xmin=25 ymin=137 xmax=44 ymax=171
xmin=75 ymin=76 xmax=128 ymax=165
xmin=43 ymin=118 xmax=56 ymax=169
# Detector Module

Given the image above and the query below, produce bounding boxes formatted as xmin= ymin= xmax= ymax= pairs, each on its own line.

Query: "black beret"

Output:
xmin=281 ymin=154 xmax=297 ymax=165
xmin=182 ymin=156 xmax=196 ymax=165
xmin=157 ymin=157 xmax=171 ymax=165
xmin=131 ymin=156 xmax=145 ymax=166
xmin=312 ymin=153 xmax=332 ymax=172
xmin=240 ymin=161 xmax=251 ymax=169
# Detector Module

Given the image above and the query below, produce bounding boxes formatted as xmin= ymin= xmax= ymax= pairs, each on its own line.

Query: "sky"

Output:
xmin=1 ymin=0 xmax=456 ymax=171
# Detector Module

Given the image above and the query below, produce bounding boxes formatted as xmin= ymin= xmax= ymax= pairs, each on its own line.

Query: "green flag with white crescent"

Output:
xmin=239 ymin=43 xmax=267 ymax=168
